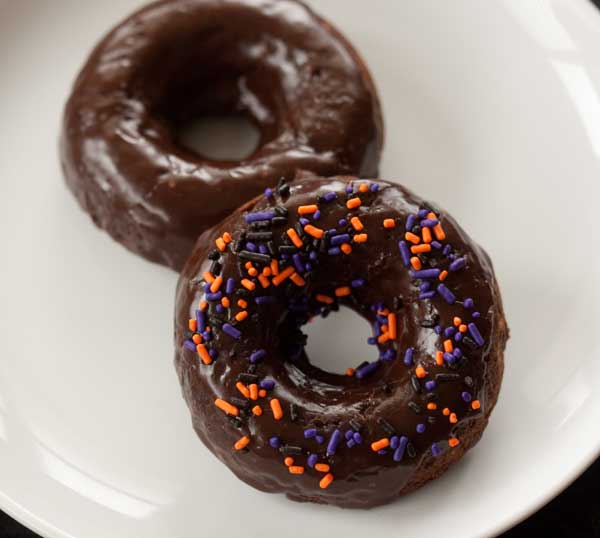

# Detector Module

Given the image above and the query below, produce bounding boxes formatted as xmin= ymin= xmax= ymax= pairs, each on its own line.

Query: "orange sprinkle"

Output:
xmin=405 ymin=232 xmax=421 ymax=244
xmin=245 ymin=261 xmax=253 ymax=270
xmin=319 ymin=473 xmax=334 ymax=489
xmin=210 ymin=276 xmax=223 ymax=293
xmin=433 ymin=222 xmax=446 ymax=241
xmin=262 ymin=266 xmax=272 ymax=277
xmin=415 ymin=365 xmax=427 ymax=378
xmin=341 ymin=243 xmax=352 ymax=255
xmin=236 ymin=382 xmax=250 ymax=399
xmin=410 ymin=257 xmax=422 ymax=270
xmin=235 ymin=310 xmax=248 ymax=322
xmin=286 ymin=228 xmax=304 ymax=248
xmin=298 ymin=204 xmax=318 ymax=215
xmin=383 ymin=218 xmax=396 ymax=229
xmin=335 ymin=286 xmax=351 ymax=297
xmin=203 ymin=271 xmax=215 ymax=284
xmin=237 ymin=299 xmax=248 ymax=309
xmin=199 ymin=300 xmax=208 ymax=311
xmin=427 ymin=402 xmax=438 ymax=410
xmin=442 ymin=407 xmax=450 ymax=416
xmin=192 ymin=334 xmax=202 ymax=345
xmin=222 ymin=232 xmax=232 ymax=244
xmin=350 ymin=217 xmax=364 ymax=231
xmin=359 ymin=183 xmax=369 ymax=193
xmin=304 ymin=224 xmax=324 ymax=239
xmin=377 ymin=333 xmax=390 ymax=344
xmin=444 ymin=339 xmax=453 ymax=352
xmin=258 ymin=389 xmax=267 ymax=398
xmin=270 ymin=398 xmax=283 ymax=420
xmin=353 ymin=233 xmax=368 ymax=243
xmin=315 ymin=463 xmax=330 ymax=472
xmin=284 ymin=457 xmax=294 ymax=466
xmin=241 ymin=278 xmax=256 ymax=291
xmin=449 ymin=413 xmax=458 ymax=424
xmin=436 ymin=351 xmax=444 ymax=366
xmin=221 ymin=297 xmax=230 ymax=308
xmin=388 ymin=313 xmax=397 ymax=339
xmin=346 ymin=197 xmax=362 ymax=209
xmin=249 ymin=384 xmax=258 ymax=401
xmin=439 ymin=270 xmax=448 ymax=281
xmin=248 ymin=267 xmax=258 ymax=277
xmin=377 ymin=308 xmax=389 ymax=316
xmin=214 ymin=398 xmax=238 ymax=416
xmin=459 ymin=324 xmax=468 ymax=333
xmin=258 ymin=274 xmax=270 ymax=288
xmin=270 ymin=259 xmax=279 ymax=276
xmin=197 ymin=344 xmax=212 ymax=365
xmin=216 ymin=237 xmax=226 ymax=252
xmin=316 ymin=294 xmax=334 ymax=304
xmin=289 ymin=466 xmax=305 ymax=475
xmin=422 ymin=227 xmax=432 ymax=244
xmin=252 ymin=405 xmax=262 ymax=416
xmin=472 ymin=400 xmax=481 ymax=410
xmin=453 ymin=317 xmax=462 ymax=326
xmin=448 ymin=438 xmax=460 ymax=448
xmin=272 ymin=265 xmax=295 ymax=286
xmin=371 ymin=438 xmax=390 ymax=452
xmin=345 ymin=367 xmax=355 ymax=377
xmin=188 ymin=319 xmax=197 ymax=332
xmin=290 ymin=272 xmax=306 ymax=286
xmin=234 ymin=435 xmax=250 ymax=450
xmin=381 ymin=325 xmax=388 ymax=333
xmin=411 ymin=244 xmax=431 ymax=254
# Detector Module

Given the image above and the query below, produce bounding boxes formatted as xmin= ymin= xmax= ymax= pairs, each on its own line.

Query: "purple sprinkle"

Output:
xmin=346 ymin=184 xmax=353 ymax=193
xmin=260 ymin=379 xmax=275 ymax=390
xmin=398 ymin=241 xmax=411 ymax=266
xmin=464 ymin=298 xmax=474 ymax=309
xmin=445 ymin=327 xmax=456 ymax=337
xmin=416 ymin=423 xmax=426 ymax=434
xmin=453 ymin=348 xmax=462 ymax=358
xmin=443 ymin=245 xmax=452 ymax=256
xmin=345 ymin=430 xmax=354 ymax=440
xmin=437 ymin=284 xmax=456 ymax=304
xmin=444 ymin=352 xmax=456 ymax=364
xmin=431 ymin=241 xmax=442 ymax=249
xmin=269 ymin=436 xmax=281 ymax=448
xmin=222 ymin=323 xmax=241 ymax=339
xmin=367 ymin=337 xmax=376 ymax=345
xmin=370 ymin=183 xmax=380 ymax=192
xmin=305 ymin=262 xmax=312 ymax=272
xmin=196 ymin=310 xmax=206 ymax=332
xmin=393 ymin=436 xmax=409 ymax=461
xmin=425 ymin=380 xmax=436 ymax=391
xmin=353 ymin=432 xmax=363 ymax=444
xmin=420 ymin=291 xmax=436 ymax=300
xmin=299 ymin=217 xmax=310 ymax=226
xmin=255 ymin=296 xmax=277 ymax=305
xmin=380 ymin=349 xmax=395 ymax=361
xmin=204 ymin=282 xmax=211 ymax=293
xmin=264 ymin=187 xmax=273 ymax=198
xmin=338 ymin=219 xmax=347 ymax=227
xmin=420 ymin=218 xmax=438 ymax=228
xmin=315 ymin=435 xmax=325 ymax=445
xmin=406 ymin=214 xmax=416 ymax=231
xmin=245 ymin=211 xmax=275 ymax=223
xmin=390 ymin=436 xmax=399 ymax=449
xmin=304 ymin=428 xmax=317 ymax=439
xmin=206 ymin=291 xmax=222 ymax=302
xmin=293 ymin=253 xmax=305 ymax=273
xmin=250 ymin=350 xmax=267 ymax=363
xmin=216 ymin=304 xmax=224 ymax=314
xmin=377 ymin=449 xmax=387 ymax=455
xmin=331 ymin=234 xmax=350 ymax=246
xmin=225 ymin=278 xmax=235 ymax=295
xmin=462 ymin=391 xmax=472 ymax=402
xmin=434 ymin=325 xmax=442 ymax=335
xmin=184 ymin=340 xmax=196 ymax=351
xmin=420 ymin=282 xmax=431 ymax=292
xmin=328 ymin=247 xmax=341 ymax=256
xmin=258 ymin=244 xmax=269 ymax=254
xmin=346 ymin=439 xmax=356 ymax=448
xmin=412 ymin=268 xmax=441 ymax=279
xmin=313 ymin=210 xmax=321 ymax=220
xmin=473 ymin=311 xmax=481 ymax=318
xmin=309 ymin=251 xmax=318 ymax=261
xmin=431 ymin=443 xmax=442 ymax=457
xmin=326 ymin=429 xmax=342 ymax=456
xmin=324 ymin=191 xmax=337 ymax=202
xmin=403 ymin=348 xmax=414 ymax=366
xmin=307 ymin=454 xmax=319 ymax=467
xmin=418 ymin=209 xmax=429 ymax=218
xmin=356 ymin=361 xmax=380 ymax=379
xmin=468 ymin=323 xmax=485 ymax=346
xmin=351 ymin=278 xmax=366 ymax=288
xmin=208 ymin=348 xmax=218 ymax=359
xmin=454 ymin=332 xmax=463 ymax=342
xmin=449 ymin=257 xmax=466 ymax=271
xmin=245 ymin=242 xmax=257 ymax=252
xmin=202 ymin=331 xmax=211 ymax=342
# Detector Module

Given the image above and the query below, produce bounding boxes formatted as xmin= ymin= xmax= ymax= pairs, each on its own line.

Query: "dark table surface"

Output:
xmin=4 ymin=0 xmax=600 ymax=536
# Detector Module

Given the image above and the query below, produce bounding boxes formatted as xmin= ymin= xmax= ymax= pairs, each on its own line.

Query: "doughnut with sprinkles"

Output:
xmin=174 ymin=175 xmax=508 ymax=508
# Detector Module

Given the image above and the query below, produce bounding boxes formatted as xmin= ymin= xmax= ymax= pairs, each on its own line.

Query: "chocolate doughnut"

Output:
xmin=60 ymin=0 xmax=383 ymax=269
xmin=174 ymin=175 xmax=509 ymax=508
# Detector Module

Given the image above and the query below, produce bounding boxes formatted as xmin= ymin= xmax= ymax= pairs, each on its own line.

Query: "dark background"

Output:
xmin=3 ymin=0 xmax=600 ymax=536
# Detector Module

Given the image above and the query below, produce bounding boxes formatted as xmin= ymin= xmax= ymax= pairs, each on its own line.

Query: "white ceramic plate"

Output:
xmin=1 ymin=0 xmax=600 ymax=537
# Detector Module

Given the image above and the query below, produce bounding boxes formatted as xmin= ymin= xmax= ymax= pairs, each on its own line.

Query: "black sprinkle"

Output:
xmin=250 ymin=220 xmax=272 ymax=230
xmin=420 ymin=315 xmax=440 ymax=328
xmin=410 ymin=375 xmax=422 ymax=394
xmin=408 ymin=402 xmax=422 ymax=414
xmin=232 ymin=241 xmax=244 ymax=253
xmin=378 ymin=417 xmax=396 ymax=435
xmin=462 ymin=336 xmax=478 ymax=349
xmin=267 ymin=241 xmax=277 ymax=256
xmin=290 ymin=403 xmax=299 ymax=422
xmin=274 ymin=204 xmax=289 ymax=217
xmin=238 ymin=250 xmax=271 ymax=264
xmin=207 ymin=250 xmax=220 ymax=261
xmin=279 ymin=445 xmax=303 ymax=455
xmin=464 ymin=376 xmax=474 ymax=387
xmin=294 ymin=222 xmax=304 ymax=238
xmin=411 ymin=225 xmax=421 ymax=235
xmin=272 ymin=216 xmax=288 ymax=227
xmin=247 ymin=364 xmax=257 ymax=374
xmin=209 ymin=260 xmax=222 ymax=276
xmin=278 ymin=183 xmax=290 ymax=197
xmin=227 ymin=416 xmax=243 ymax=429
xmin=237 ymin=288 xmax=250 ymax=297
xmin=428 ymin=416 xmax=437 ymax=424
xmin=349 ymin=419 xmax=363 ymax=432
xmin=436 ymin=373 xmax=461 ymax=383
xmin=246 ymin=231 xmax=273 ymax=241
xmin=278 ymin=245 xmax=297 ymax=254
xmin=424 ymin=392 xmax=438 ymax=401
xmin=237 ymin=373 xmax=259 ymax=384
xmin=208 ymin=316 xmax=223 ymax=328
xmin=406 ymin=443 xmax=416 ymax=458
xmin=393 ymin=296 xmax=404 ymax=310
xmin=230 ymin=397 xmax=250 ymax=409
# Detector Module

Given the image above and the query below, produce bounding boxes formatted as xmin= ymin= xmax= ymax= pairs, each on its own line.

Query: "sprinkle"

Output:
xmin=427 ymin=402 xmax=438 ymax=410
xmin=331 ymin=233 xmax=350 ymax=246
xmin=449 ymin=438 xmax=460 ymax=448
xmin=188 ymin=319 xmax=197 ymax=332
xmin=403 ymin=348 xmax=414 ymax=366
xmin=422 ymin=227 xmax=432 ymax=243
xmin=406 ymin=214 xmax=416 ymax=231
xmin=468 ymin=323 xmax=485 ymax=346
xmin=335 ymin=286 xmax=351 ymax=297
xmin=355 ymin=361 xmax=379 ymax=379
xmin=215 ymin=238 xmax=226 ymax=251
xmin=425 ymin=380 xmax=436 ymax=391
xmin=260 ymin=379 xmax=275 ymax=390
xmin=270 ymin=399 xmax=283 ymax=420
xmin=346 ymin=197 xmax=361 ymax=209
xmin=258 ymin=274 xmax=270 ymax=288
xmin=472 ymin=400 xmax=481 ymax=410
xmin=307 ymin=454 xmax=319 ymax=467
xmin=183 ymin=340 xmax=196 ymax=351
xmin=359 ymin=183 xmax=369 ymax=193
xmin=387 ymin=313 xmax=397 ymax=339
xmin=326 ymin=429 xmax=342 ymax=456
xmin=437 ymin=284 xmax=456 ymax=304
xmin=449 ymin=413 xmax=458 ymax=424
xmin=272 ymin=265 xmax=295 ymax=286
xmin=203 ymin=271 xmax=215 ymax=284
xmin=245 ymin=211 xmax=275 ymax=223
xmin=449 ymin=257 xmax=466 ymax=271
xmin=371 ymin=438 xmax=390 ymax=451
xmin=221 ymin=297 xmax=230 ymax=308
xmin=236 ymin=382 xmax=250 ymax=398
xmin=328 ymin=247 xmax=341 ymax=255
xmin=464 ymin=298 xmax=474 ymax=309
xmin=237 ymin=299 xmax=248 ymax=309
xmin=319 ymin=473 xmax=334 ymax=489
xmin=351 ymin=278 xmax=366 ymax=288
xmin=222 ymin=323 xmax=241 ymax=339
xmin=341 ymin=243 xmax=352 ymax=254
xmin=420 ymin=218 xmax=438 ymax=228
xmin=410 ymin=257 xmax=422 ymax=270
xmin=412 ymin=268 xmax=441 ymax=279
xmin=431 ymin=443 xmax=442 ymax=457
xmin=345 ymin=367 xmax=355 ymax=376
xmin=249 ymin=384 xmax=258 ymax=401
xmin=439 ymin=270 xmax=448 ymax=281
xmin=205 ymin=291 xmax=222 ymax=302
xmin=323 ymin=191 xmax=337 ymax=202
xmin=393 ymin=436 xmax=409 ymax=461
xmin=290 ymin=272 xmax=306 ymax=286
xmin=416 ymin=423 xmax=426 ymax=433
xmin=462 ymin=391 xmax=472 ymax=402
xmin=433 ymin=222 xmax=446 ymax=240
xmin=353 ymin=233 xmax=368 ymax=243
xmin=411 ymin=244 xmax=431 ymax=254
xmin=250 ymin=350 xmax=267 ymax=363
xmin=258 ymin=389 xmax=267 ymax=397
xmin=241 ymin=278 xmax=256 ymax=291
xmin=215 ymin=399 xmax=239 ymax=416
xmin=289 ymin=466 xmax=304 ymax=474
xmin=405 ymin=232 xmax=420 ymax=244
xmin=286 ymin=228 xmax=303 ymax=248
xmin=284 ymin=457 xmax=294 ymax=467
xmin=350 ymin=217 xmax=364 ymax=231
xmin=269 ymin=436 xmax=281 ymax=448
xmin=304 ymin=428 xmax=317 ymax=439
xmin=304 ymin=224 xmax=324 ymax=239
xmin=315 ymin=463 xmax=330 ymax=472
xmin=209 ymin=276 xmax=223 ymax=293
xmin=234 ymin=435 xmax=250 ymax=450
xmin=415 ymin=365 xmax=427 ymax=378
xmin=298 ymin=205 xmax=318 ymax=215
xmin=383 ymin=218 xmax=395 ymax=229
xmin=316 ymin=294 xmax=334 ymax=304
xmin=399 ymin=241 xmax=411 ymax=266
xmin=197 ymin=344 xmax=212 ymax=365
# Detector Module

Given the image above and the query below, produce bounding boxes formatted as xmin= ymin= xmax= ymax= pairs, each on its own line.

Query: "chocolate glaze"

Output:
xmin=174 ymin=176 xmax=508 ymax=508
xmin=60 ymin=0 xmax=383 ymax=270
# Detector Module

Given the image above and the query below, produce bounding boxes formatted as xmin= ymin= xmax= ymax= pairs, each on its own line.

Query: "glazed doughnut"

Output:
xmin=174 ymin=175 xmax=508 ymax=508
xmin=60 ymin=0 xmax=383 ymax=269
